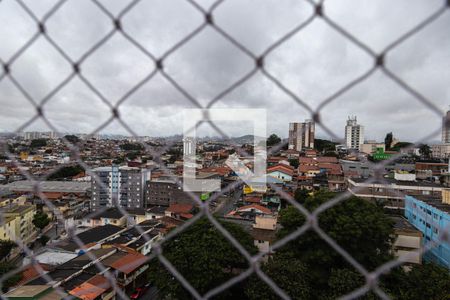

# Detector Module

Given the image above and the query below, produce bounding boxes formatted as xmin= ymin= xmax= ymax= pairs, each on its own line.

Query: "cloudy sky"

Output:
xmin=0 ymin=0 xmax=449 ymax=143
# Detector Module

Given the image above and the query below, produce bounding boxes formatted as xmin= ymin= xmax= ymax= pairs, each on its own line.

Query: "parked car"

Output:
xmin=130 ymin=283 xmax=151 ymax=299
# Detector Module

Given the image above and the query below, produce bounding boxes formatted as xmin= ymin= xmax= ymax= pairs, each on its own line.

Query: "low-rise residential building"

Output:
xmin=164 ymin=203 xmax=195 ymax=220
xmin=54 ymin=224 xmax=125 ymax=254
xmin=390 ymin=216 xmax=422 ymax=267
xmin=227 ymin=204 xmax=274 ymax=220
xmin=415 ymin=162 xmax=448 ymax=179
xmin=104 ymin=220 xmax=162 ymax=255
xmin=251 ymin=215 xmax=277 ymax=261
xmin=404 ymin=195 xmax=450 ymax=270
xmin=23 ymin=246 xmax=149 ymax=298
xmin=267 ymin=164 xmax=294 ymax=182
xmin=5 ymin=285 xmax=67 ymax=300
xmin=348 ymin=178 xmax=443 ymax=209
xmin=360 ymin=142 xmax=385 ymax=155
xmin=0 ymin=204 xmax=37 ymax=245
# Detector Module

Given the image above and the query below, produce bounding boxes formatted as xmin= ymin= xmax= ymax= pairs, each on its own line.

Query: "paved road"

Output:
xmin=215 ymin=188 xmax=242 ymax=216
xmin=137 ymin=286 xmax=158 ymax=299
xmin=42 ymin=222 xmax=60 ymax=241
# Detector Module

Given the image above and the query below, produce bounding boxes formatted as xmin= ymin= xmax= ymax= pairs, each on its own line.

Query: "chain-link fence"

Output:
xmin=0 ymin=0 xmax=450 ymax=299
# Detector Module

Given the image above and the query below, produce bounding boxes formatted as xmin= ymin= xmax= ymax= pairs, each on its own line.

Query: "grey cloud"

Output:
xmin=0 ymin=0 xmax=449 ymax=142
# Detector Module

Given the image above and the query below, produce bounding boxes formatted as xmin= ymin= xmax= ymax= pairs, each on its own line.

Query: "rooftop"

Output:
xmin=390 ymin=216 xmax=421 ymax=233
xmin=55 ymin=225 xmax=124 ymax=252
xmin=5 ymin=180 xmax=90 ymax=193
xmin=407 ymin=195 xmax=450 ymax=214
xmin=350 ymin=177 xmax=442 ymax=188
xmin=5 ymin=285 xmax=50 ymax=298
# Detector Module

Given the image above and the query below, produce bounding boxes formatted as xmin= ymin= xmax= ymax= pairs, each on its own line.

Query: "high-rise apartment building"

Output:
xmin=345 ymin=116 xmax=364 ymax=151
xmin=91 ymin=166 xmax=150 ymax=210
xmin=288 ymin=120 xmax=315 ymax=151
xmin=442 ymin=110 xmax=450 ymax=143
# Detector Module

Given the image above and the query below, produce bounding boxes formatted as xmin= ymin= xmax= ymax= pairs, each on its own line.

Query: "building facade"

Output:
xmin=288 ymin=120 xmax=315 ymax=151
xmin=91 ymin=166 xmax=150 ymax=210
xmin=431 ymin=143 xmax=450 ymax=159
xmin=360 ymin=142 xmax=385 ymax=155
xmin=0 ymin=204 xmax=37 ymax=245
xmin=404 ymin=195 xmax=450 ymax=270
xmin=345 ymin=116 xmax=364 ymax=151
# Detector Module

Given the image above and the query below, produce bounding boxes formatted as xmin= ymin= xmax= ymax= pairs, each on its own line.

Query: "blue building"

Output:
xmin=404 ymin=195 xmax=450 ymax=269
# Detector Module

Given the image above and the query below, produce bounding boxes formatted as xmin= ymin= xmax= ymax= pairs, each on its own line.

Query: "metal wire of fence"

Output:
xmin=0 ymin=0 xmax=449 ymax=299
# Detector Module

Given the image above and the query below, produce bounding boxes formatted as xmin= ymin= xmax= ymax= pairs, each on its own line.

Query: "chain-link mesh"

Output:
xmin=0 ymin=0 xmax=450 ymax=299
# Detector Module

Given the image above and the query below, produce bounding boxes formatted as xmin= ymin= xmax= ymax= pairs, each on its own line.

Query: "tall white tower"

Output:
xmin=345 ymin=116 xmax=364 ymax=151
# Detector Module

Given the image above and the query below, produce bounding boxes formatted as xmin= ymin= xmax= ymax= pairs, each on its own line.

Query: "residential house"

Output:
xmin=267 ymin=164 xmax=294 ymax=182
xmin=251 ymin=215 xmax=277 ymax=261
xmin=390 ymin=216 xmax=422 ymax=268
xmin=164 ymin=203 xmax=195 ymax=220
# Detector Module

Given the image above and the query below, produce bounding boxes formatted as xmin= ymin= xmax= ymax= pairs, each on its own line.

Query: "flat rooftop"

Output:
xmin=390 ymin=216 xmax=420 ymax=232
xmin=4 ymin=180 xmax=90 ymax=193
xmin=351 ymin=177 xmax=442 ymax=188
xmin=407 ymin=195 xmax=450 ymax=214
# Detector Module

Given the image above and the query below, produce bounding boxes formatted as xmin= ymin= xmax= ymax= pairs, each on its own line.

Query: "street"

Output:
xmin=214 ymin=188 xmax=242 ymax=216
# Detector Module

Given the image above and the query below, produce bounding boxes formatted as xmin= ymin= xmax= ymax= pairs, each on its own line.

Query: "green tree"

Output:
xmin=38 ymin=235 xmax=50 ymax=246
xmin=324 ymin=269 xmax=376 ymax=300
xmin=246 ymin=191 xmax=395 ymax=299
xmin=0 ymin=240 xmax=16 ymax=261
xmin=314 ymin=139 xmax=338 ymax=152
xmin=245 ymin=253 xmax=311 ymax=300
xmin=279 ymin=192 xmax=394 ymax=270
xmin=288 ymin=158 xmax=299 ymax=168
xmin=120 ymin=143 xmax=143 ymax=151
xmin=30 ymin=138 xmax=47 ymax=148
xmin=390 ymin=142 xmax=412 ymax=152
xmin=47 ymin=165 xmax=84 ymax=180
xmin=0 ymin=262 xmax=22 ymax=292
xmin=32 ymin=212 xmax=50 ymax=231
xmin=64 ymin=134 xmax=80 ymax=144
xmin=419 ymin=144 xmax=431 ymax=159
xmin=294 ymin=188 xmax=310 ymax=203
xmin=267 ymin=134 xmax=281 ymax=147
xmin=388 ymin=263 xmax=450 ymax=300
xmin=384 ymin=132 xmax=393 ymax=150
xmin=148 ymin=218 xmax=257 ymax=299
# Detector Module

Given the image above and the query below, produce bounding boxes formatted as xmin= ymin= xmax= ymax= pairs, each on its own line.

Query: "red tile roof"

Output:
xmin=199 ymin=167 xmax=231 ymax=176
xmin=166 ymin=203 xmax=194 ymax=214
xmin=69 ymin=275 xmax=110 ymax=300
xmin=110 ymin=252 xmax=149 ymax=274
xmin=244 ymin=196 xmax=262 ymax=204
xmin=299 ymin=165 xmax=320 ymax=173
xmin=237 ymin=204 xmax=272 ymax=214
xmin=316 ymin=156 xmax=339 ymax=164
xmin=267 ymin=164 xmax=295 ymax=176
xmin=17 ymin=263 xmax=52 ymax=286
